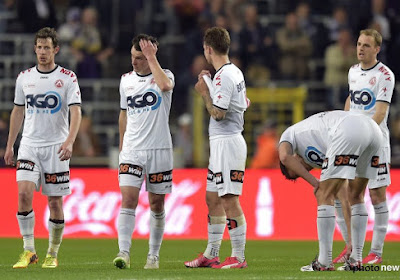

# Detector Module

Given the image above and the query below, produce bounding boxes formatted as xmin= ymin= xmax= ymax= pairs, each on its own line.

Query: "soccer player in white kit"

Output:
xmin=185 ymin=27 xmax=250 ymax=269
xmin=333 ymin=29 xmax=395 ymax=265
xmin=113 ymin=34 xmax=174 ymax=270
xmin=4 ymin=27 xmax=82 ymax=269
xmin=278 ymin=111 xmax=382 ymax=271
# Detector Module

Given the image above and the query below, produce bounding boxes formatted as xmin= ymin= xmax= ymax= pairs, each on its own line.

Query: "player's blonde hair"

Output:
xmin=360 ymin=29 xmax=382 ymax=47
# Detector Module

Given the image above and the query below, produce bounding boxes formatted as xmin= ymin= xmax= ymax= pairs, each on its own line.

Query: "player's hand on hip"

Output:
xmin=139 ymin=39 xmax=157 ymax=59
xmin=58 ymin=142 xmax=73 ymax=161
xmin=4 ymin=147 xmax=15 ymax=166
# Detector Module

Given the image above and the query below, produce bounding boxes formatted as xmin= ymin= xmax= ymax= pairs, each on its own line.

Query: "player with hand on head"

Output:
xmin=113 ymin=34 xmax=174 ymax=270
xmin=278 ymin=111 xmax=382 ymax=271
xmin=185 ymin=27 xmax=250 ymax=269
xmin=4 ymin=27 xmax=82 ymax=269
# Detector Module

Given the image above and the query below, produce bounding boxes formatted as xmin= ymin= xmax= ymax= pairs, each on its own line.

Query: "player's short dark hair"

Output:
xmin=279 ymin=161 xmax=298 ymax=181
xmin=203 ymin=27 xmax=230 ymax=55
xmin=132 ymin=34 xmax=159 ymax=51
xmin=360 ymin=29 xmax=382 ymax=47
xmin=35 ymin=27 xmax=59 ymax=47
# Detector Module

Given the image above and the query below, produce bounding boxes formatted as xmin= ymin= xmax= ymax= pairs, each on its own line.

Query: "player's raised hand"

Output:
xmin=139 ymin=39 xmax=157 ymax=59
xmin=195 ymin=76 xmax=209 ymax=97
xmin=4 ymin=147 xmax=15 ymax=166
xmin=198 ymin=70 xmax=211 ymax=80
xmin=58 ymin=141 xmax=73 ymax=161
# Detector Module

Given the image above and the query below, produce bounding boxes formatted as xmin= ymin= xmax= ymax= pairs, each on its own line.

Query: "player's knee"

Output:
xmin=47 ymin=197 xmax=63 ymax=211
xmin=18 ymin=190 xmax=33 ymax=205
xmin=369 ymin=189 xmax=386 ymax=205
xmin=121 ymin=195 xmax=138 ymax=209
xmin=149 ymin=201 xmax=164 ymax=213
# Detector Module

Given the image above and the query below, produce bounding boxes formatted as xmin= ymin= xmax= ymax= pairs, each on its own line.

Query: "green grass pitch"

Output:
xmin=0 ymin=239 xmax=399 ymax=279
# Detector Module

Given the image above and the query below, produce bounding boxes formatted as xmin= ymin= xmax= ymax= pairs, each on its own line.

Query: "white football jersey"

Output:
xmin=14 ymin=65 xmax=82 ymax=147
xmin=209 ymin=63 xmax=250 ymax=136
xmin=348 ymin=62 xmax=395 ymax=146
xmin=120 ymin=69 xmax=174 ymax=150
xmin=279 ymin=111 xmax=369 ymax=169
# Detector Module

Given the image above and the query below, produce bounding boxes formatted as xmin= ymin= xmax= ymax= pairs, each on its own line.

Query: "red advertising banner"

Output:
xmin=0 ymin=168 xmax=399 ymax=240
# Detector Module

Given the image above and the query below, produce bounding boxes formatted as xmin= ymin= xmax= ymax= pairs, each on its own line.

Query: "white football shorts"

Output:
xmin=206 ymin=134 xmax=247 ymax=197
xmin=16 ymin=143 xmax=71 ymax=196
xmin=118 ymin=148 xmax=173 ymax=194
xmin=368 ymin=146 xmax=391 ymax=189
xmin=320 ymin=116 xmax=381 ymax=181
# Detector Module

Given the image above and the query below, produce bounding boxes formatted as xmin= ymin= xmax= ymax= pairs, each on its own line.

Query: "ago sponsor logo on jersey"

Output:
xmin=126 ymin=88 xmax=162 ymax=115
xmin=26 ymin=91 xmax=62 ymax=114
xmin=304 ymin=146 xmax=325 ymax=167
xmin=349 ymin=88 xmax=376 ymax=110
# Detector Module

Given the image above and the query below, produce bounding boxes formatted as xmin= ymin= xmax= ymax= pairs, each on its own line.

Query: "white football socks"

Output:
xmin=370 ymin=201 xmax=389 ymax=256
xmin=334 ymin=199 xmax=349 ymax=245
xmin=317 ymin=205 xmax=335 ymax=266
xmin=149 ymin=211 xmax=165 ymax=257
xmin=17 ymin=210 xmax=35 ymax=253
xmin=350 ymin=203 xmax=368 ymax=262
xmin=204 ymin=215 xmax=226 ymax=259
xmin=117 ymin=208 xmax=136 ymax=254
xmin=228 ymin=214 xmax=247 ymax=262
xmin=47 ymin=220 xmax=65 ymax=257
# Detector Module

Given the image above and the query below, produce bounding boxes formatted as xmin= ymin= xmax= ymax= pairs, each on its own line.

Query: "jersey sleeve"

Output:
xmin=377 ymin=70 xmax=395 ymax=103
xmin=67 ymin=74 xmax=82 ymax=106
xmin=120 ymin=78 xmax=127 ymax=110
xmin=14 ymin=73 xmax=25 ymax=106
xmin=164 ymin=69 xmax=175 ymax=93
xmin=212 ymin=72 xmax=233 ymax=110
xmin=279 ymin=126 xmax=296 ymax=151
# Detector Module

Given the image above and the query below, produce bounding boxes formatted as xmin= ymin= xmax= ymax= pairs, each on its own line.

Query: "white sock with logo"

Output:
xmin=48 ymin=219 xmax=65 ymax=257
xmin=117 ymin=208 xmax=136 ymax=254
xmin=17 ymin=210 xmax=35 ymax=253
xmin=317 ymin=205 xmax=335 ymax=266
xmin=350 ymin=203 xmax=368 ymax=262
xmin=370 ymin=201 xmax=389 ymax=256
xmin=227 ymin=214 xmax=246 ymax=262
xmin=149 ymin=211 xmax=165 ymax=257
xmin=334 ymin=199 xmax=349 ymax=245
xmin=204 ymin=215 xmax=226 ymax=259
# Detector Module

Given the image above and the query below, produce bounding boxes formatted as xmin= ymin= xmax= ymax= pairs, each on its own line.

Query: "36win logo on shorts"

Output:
xmin=16 ymin=160 xmax=35 ymax=171
xmin=334 ymin=154 xmax=359 ymax=167
xmin=127 ymin=89 xmax=162 ymax=115
xmin=45 ymin=171 xmax=70 ymax=184
xmin=119 ymin=163 xmax=143 ymax=177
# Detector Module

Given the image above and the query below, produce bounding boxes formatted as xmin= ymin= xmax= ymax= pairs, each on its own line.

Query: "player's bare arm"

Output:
xmin=58 ymin=105 xmax=81 ymax=161
xmin=4 ymin=105 xmax=24 ymax=166
xmin=278 ymin=142 xmax=319 ymax=190
xmin=372 ymin=101 xmax=389 ymax=125
xmin=118 ymin=110 xmax=127 ymax=151
xmin=139 ymin=39 xmax=173 ymax=92
xmin=195 ymin=76 xmax=226 ymax=121
xmin=344 ymin=96 xmax=350 ymax=111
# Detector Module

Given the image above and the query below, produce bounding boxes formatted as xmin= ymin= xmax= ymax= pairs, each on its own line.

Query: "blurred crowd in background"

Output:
xmin=1 ymin=0 xmax=400 ymax=168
